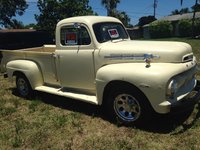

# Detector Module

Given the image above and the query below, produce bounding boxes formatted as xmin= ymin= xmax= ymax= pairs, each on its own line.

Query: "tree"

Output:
xmin=25 ymin=23 xmax=38 ymax=29
xmin=178 ymin=19 xmax=192 ymax=37
xmin=138 ymin=16 xmax=157 ymax=26
xmin=180 ymin=7 xmax=190 ymax=14
xmin=101 ymin=0 xmax=120 ymax=16
xmin=110 ymin=10 xmax=132 ymax=27
xmin=7 ymin=19 xmax=25 ymax=29
xmin=101 ymin=0 xmax=132 ymax=27
xmin=171 ymin=9 xmax=180 ymax=15
xmin=171 ymin=8 xmax=190 ymax=15
xmin=116 ymin=11 xmax=132 ymax=27
xmin=149 ymin=20 xmax=173 ymax=38
xmin=180 ymin=0 xmax=200 ymax=37
xmin=0 ymin=0 xmax=28 ymax=28
xmin=191 ymin=3 xmax=200 ymax=11
xmin=35 ymin=0 xmax=95 ymax=36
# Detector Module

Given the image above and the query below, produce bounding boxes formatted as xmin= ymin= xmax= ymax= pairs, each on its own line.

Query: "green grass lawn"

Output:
xmin=0 ymin=38 xmax=200 ymax=149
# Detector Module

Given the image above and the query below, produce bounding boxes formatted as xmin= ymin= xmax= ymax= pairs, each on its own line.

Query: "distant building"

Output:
xmin=126 ymin=26 xmax=143 ymax=39
xmin=0 ymin=29 xmax=54 ymax=50
xmin=159 ymin=12 xmax=200 ymax=36
xmin=142 ymin=24 xmax=150 ymax=39
xmin=143 ymin=12 xmax=200 ymax=38
xmin=159 ymin=12 xmax=200 ymax=22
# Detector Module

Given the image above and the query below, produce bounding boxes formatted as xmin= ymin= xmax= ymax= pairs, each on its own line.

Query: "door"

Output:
xmin=56 ymin=24 xmax=95 ymax=91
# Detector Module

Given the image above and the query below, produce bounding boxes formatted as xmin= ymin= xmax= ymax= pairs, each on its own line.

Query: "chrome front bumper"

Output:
xmin=170 ymin=81 xmax=200 ymax=113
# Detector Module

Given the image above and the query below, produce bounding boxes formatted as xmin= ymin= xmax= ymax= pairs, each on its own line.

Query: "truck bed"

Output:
xmin=0 ymin=45 xmax=59 ymax=86
xmin=0 ymin=45 xmax=54 ymax=65
xmin=1 ymin=45 xmax=56 ymax=53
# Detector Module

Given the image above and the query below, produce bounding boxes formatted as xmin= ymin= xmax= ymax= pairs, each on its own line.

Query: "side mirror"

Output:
xmin=74 ymin=23 xmax=81 ymax=29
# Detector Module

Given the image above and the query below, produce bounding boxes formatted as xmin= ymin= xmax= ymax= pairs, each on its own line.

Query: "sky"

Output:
xmin=16 ymin=0 xmax=197 ymax=26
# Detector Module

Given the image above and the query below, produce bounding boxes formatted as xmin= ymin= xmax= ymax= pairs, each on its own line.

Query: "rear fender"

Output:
xmin=6 ymin=60 xmax=43 ymax=89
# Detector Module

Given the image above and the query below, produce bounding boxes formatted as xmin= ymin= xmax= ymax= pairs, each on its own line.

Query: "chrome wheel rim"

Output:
xmin=114 ymin=94 xmax=141 ymax=122
xmin=17 ymin=78 xmax=29 ymax=96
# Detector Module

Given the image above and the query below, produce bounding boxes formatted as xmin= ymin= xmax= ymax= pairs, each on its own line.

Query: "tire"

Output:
xmin=16 ymin=74 xmax=33 ymax=98
xmin=106 ymin=85 xmax=153 ymax=125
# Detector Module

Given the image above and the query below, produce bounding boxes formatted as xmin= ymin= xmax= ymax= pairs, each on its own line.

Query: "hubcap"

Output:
xmin=114 ymin=94 xmax=141 ymax=122
xmin=17 ymin=78 xmax=29 ymax=96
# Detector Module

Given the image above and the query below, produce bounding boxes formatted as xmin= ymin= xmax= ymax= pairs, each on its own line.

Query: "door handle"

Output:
xmin=52 ymin=53 xmax=60 ymax=59
xmin=52 ymin=53 xmax=57 ymax=58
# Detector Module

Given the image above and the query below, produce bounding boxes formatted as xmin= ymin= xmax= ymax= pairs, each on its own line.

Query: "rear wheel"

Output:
xmin=16 ymin=74 xmax=33 ymax=98
xmin=106 ymin=85 xmax=152 ymax=125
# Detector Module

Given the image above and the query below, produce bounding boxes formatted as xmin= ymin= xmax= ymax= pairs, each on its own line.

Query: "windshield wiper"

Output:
xmin=111 ymin=38 xmax=125 ymax=43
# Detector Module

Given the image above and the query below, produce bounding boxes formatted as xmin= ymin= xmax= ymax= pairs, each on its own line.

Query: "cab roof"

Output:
xmin=57 ymin=16 xmax=121 ymax=27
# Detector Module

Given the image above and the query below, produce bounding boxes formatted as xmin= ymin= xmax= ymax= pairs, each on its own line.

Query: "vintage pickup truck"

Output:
xmin=1 ymin=16 xmax=200 ymax=125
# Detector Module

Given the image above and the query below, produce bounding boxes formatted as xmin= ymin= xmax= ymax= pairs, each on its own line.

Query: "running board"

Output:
xmin=35 ymin=86 xmax=98 ymax=105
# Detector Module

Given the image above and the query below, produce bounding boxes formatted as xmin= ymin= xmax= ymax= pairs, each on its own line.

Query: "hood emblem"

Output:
xmin=144 ymin=54 xmax=160 ymax=68
xmin=145 ymin=57 xmax=151 ymax=68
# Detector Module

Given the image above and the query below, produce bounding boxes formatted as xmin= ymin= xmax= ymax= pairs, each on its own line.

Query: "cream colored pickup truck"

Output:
xmin=1 ymin=16 xmax=200 ymax=125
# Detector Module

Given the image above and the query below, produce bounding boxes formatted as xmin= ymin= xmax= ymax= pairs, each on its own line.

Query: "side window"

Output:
xmin=60 ymin=26 xmax=91 ymax=46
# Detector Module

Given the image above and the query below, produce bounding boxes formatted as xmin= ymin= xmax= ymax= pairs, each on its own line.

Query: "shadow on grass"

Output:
xmin=11 ymin=88 xmax=200 ymax=134
xmin=137 ymin=107 xmax=199 ymax=134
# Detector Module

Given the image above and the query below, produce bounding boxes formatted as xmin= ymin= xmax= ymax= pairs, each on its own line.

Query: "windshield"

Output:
xmin=93 ymin=22 xmax=129 ymax=43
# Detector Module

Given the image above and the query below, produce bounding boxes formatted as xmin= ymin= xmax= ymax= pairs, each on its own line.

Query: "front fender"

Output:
xmin=6 ymin=60 xmax=43 ymax=89
xmin=96 ymin=62 xmax=197 ymax=113
xmin=95 ymin=63 xmax=166 ymax=109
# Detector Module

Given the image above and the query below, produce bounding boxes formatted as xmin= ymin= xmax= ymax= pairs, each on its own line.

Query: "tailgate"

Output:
xmin=0 ymin=50 xmax=27 ymax=73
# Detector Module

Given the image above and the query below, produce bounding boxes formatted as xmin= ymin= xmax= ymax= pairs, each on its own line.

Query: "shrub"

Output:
xmin=178 ymin=19 xmax=192 ymax=37
xmin=149 ymin=20 xmax=173 ymax=38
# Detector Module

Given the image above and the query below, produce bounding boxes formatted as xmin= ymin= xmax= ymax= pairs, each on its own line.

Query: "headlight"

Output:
xmin=167 ymin=79 xmax=178 ymax=98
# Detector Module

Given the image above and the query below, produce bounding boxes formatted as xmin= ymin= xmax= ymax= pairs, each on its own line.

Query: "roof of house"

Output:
xmin=0 ymin=29 xmax=36 ymax=33
xmin=159 ymin=12 xmax=200 ymax=21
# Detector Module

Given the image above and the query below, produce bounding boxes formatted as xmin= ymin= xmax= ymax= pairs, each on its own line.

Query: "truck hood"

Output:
xmin=98 ymin=40 xmax=193 ymax=63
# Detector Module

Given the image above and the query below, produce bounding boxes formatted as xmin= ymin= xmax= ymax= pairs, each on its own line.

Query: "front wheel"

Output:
xmin=106 ymin=85 xmax=153 ymax=125
xmin=114 ymin=93 xmax=141 ymax=122
xmin=16 ymin=74 xmax=33 ymax=98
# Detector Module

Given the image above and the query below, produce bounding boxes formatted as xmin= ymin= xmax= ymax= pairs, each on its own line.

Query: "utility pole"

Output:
xmin=153 ymin=0 xmax=158 ymax=18
xmin=192 ymin=0 xmax=198 ymax=37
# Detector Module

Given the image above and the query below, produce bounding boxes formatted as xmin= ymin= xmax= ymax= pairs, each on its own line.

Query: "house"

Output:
xmin=159 ymin=12 xmax=200 ymax=36
xmin=159 ymin=12 xmax=200 ymax=22
xmin=143 ymin=12 xmax=200 ymax=38
xmin=126 ymin=26 xmax=143 ymax=39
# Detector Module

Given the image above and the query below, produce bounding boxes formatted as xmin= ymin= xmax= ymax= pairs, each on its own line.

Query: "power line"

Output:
xmin=26 ymin=1 xmax=37 ymax=3
xmin=27 ymin=2 xmax=37 ymax=3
